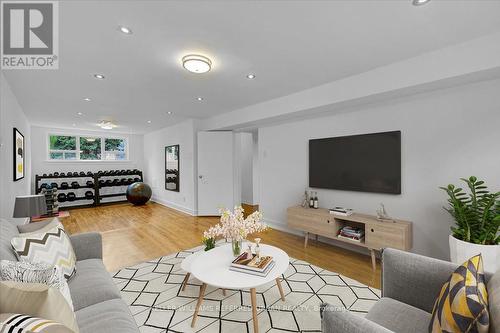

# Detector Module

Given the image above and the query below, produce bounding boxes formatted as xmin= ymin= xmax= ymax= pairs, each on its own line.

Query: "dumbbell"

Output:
xmin=86 ymin=180 xmax=94 ymax=187
xmin=66 ymin=192 xmax=76 ymax=201
xmin=85 ymin=191 xmax=94 ymax=199
xmin=60 ymin=182 xmax=69 ymax=189
xmin=71 ymin=181 xmax=80 ymax=189
xmin=51 ymin=182 xmax=58 ymax=189
xmin=57 ymin=193 xmax=66 ymax=202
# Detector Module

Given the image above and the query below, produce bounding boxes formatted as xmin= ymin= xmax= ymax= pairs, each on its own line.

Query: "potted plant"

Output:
xmin=441 ymin=176 xmax=500 ymax=273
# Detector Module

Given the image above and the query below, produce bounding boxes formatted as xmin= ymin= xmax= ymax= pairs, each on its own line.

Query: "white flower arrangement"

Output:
xmin=203 ymin=206 xmax=267 ymax=241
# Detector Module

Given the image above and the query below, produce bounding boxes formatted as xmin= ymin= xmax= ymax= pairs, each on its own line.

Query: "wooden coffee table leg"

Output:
xmin=222 ymin=288 xmax=227 ymax=296
xmin=191 ymin=283 xmax=207 ymax=328
xmin=276 ymin=278 xmax=285 ymax=301
xmin=181 ymin=273 xmax=190 ymax=291
xmin=250 ymin=288 xmax=259 ymax=333
xmin=370 ymin=249 xmax=377 ymax=271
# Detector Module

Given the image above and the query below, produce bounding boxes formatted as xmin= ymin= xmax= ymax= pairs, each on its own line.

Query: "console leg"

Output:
xmin=304 ymin=232 xmax=309 ymax=248
xmin=370 ymin=249 xmax=377 ymax=271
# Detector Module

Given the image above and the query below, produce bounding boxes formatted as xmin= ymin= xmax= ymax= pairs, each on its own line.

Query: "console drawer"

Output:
xmin=287 ymin=211 xmax=337 ymax=238
xmin=365 ymin=222 xmax=407 ymax=250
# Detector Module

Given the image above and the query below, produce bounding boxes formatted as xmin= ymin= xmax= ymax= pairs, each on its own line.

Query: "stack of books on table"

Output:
xmin=229 ymin=253 xmax=275 ymax=277
xmin=337 ymin=226 xmax=365 ymax=243
xmin=329 ymin=206 xmax=354 ymax=216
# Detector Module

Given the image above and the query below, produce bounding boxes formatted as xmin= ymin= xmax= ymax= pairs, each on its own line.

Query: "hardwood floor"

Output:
xmin=61 ymin=202 xmax=380 ymax=288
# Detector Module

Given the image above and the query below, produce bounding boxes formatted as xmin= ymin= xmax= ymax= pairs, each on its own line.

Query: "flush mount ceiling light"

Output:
xmin=77 ymin=112 xmax=83 ymax=116
xmin=182 ymin=54 xmax=212 ymax=74
xmin=99 ymin=120 xmax=114 ymax=130
xmin=83 ymin=97 xmax=91 ymax=102
xmin=118 ymin=25 xmax=133 ymax=35
xmin=167 ymin=111 xmax=172 ymax=115
xmin=412 ymin=0 xmax=430 ymax=6
xmin=93 ymin=74 xmax=105 ymax=79
xmin=196 ymin=97 xmax=204 ymax=101
xmin=147 ymin=120 xmax=152 ymax=124
xmin=246 ymin=74 xmax=256 ymax=79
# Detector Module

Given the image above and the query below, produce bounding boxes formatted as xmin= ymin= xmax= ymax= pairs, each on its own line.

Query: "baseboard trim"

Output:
xmin=151 ymin=197 xmax=196 ymax=216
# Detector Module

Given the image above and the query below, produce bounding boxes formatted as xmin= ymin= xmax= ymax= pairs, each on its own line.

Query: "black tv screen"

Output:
xmin=309 ymin=131 xmax=401 ymax=194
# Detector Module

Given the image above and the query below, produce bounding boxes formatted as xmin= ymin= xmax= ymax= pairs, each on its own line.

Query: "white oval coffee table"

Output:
xmin=190 ymin=243 xmax=289 ymax=333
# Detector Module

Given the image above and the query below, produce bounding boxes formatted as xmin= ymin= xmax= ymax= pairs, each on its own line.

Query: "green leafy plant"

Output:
xmin=440 ymin=176 xmax=500 ymax=245
xmin=202 ymin=237 xmax=215 ymax=251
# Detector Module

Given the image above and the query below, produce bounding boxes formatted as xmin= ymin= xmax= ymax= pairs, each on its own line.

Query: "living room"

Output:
xmin=0 ymin=1 xmax=499 ymax=333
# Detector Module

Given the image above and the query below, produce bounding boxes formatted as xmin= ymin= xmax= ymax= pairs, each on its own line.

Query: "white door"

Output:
xmin=197 ymin=131 xmax=234 ymax=216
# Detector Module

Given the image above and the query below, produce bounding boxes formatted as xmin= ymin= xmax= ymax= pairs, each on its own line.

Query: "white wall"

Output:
xmin=0 ymin=73 xmax=31 ymax=224
xmin=240 ymin=132 xmax=254 ymax=204
xmin=30 ymin=126 xmax=144 ymax=190
xmin=258 ymin=78 xmax=500 ymax=260
xmin=143 ymin=119 xmax=197 ymax=215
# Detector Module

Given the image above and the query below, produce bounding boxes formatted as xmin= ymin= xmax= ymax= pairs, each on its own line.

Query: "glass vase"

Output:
xmin=231 ymin=239 xmax=242 ymax=256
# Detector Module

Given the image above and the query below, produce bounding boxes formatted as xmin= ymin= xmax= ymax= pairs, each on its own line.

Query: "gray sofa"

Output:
xmin=0 ymin=219 xmax=139 ymax=333
xmin=321 ymin=248 xmax=499 ymax=333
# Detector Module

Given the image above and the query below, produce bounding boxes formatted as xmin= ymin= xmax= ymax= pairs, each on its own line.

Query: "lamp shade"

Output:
xmin=13 ymin=195 xmax=47 ymax=218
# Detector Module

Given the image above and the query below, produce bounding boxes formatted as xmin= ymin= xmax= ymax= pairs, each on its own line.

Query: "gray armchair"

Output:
xmin=321 ymin=248 xmax=499 ymax=333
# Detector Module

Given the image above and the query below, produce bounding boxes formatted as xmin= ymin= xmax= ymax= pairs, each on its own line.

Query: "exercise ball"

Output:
xmin=126 ymin=182 xmax=152 ymax=206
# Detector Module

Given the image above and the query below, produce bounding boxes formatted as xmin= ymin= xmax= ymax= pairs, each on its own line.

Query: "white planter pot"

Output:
xmin=449 ymin=235 xmax=499 ymax=274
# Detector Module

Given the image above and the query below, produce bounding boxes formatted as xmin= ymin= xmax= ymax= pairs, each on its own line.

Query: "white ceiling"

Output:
xmin=3 ymin=0 xmax=500 ymax=134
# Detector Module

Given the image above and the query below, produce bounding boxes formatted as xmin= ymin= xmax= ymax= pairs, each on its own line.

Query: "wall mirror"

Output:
xmin=165 ymin=145 xmax=180 ymax=192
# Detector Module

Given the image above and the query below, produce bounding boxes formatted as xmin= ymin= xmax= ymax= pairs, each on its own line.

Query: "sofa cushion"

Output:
xmin=0 ymin=219 xmax=19 ymax=261
xmin=488 ymin=269 xmax=500 ymax=333
xmin=366 ymin=297 xmax=431 ymax=333
xmin=75 ymin=299 xmax=139 ymax=333
xmin=69 ymin=259 xmax=121 ymax=311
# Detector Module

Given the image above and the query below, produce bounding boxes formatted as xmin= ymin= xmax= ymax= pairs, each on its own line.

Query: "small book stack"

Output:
xmin=338 ymin=226 xmax=365 ymax=243
xmin=230 ymin=253 xmax=275 ymax=277
xmin=329 ymin=206 xmax=353 ymax=216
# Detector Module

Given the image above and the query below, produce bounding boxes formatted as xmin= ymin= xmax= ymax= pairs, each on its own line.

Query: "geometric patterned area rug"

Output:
xmin=112 ymin=244 xmax=380 ymax=333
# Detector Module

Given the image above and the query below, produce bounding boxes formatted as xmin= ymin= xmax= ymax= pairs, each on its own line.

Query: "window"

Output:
xmin=48 ymin=134 xmax=128 ymax=161
xmin=49 ymin=135 xmax=77 ymax=160
xmin=104 ymin=138 xmax=126 ymax=160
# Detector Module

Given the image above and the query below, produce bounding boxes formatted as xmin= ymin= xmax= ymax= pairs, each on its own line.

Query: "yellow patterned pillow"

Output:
xmin=429 ymin=254 xmax=489 ymax=333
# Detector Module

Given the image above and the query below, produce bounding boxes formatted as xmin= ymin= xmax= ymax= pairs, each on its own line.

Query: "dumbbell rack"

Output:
xmin=35 ymin=170 xmax=143 ymax=210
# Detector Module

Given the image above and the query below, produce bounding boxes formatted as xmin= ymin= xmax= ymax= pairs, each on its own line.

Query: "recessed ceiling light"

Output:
xmin=196 ymin=97 xmax=204 ymax=101
xmin=147 ymin=120 xmax=152 ymax=124
xmin=412 ymin=0 xmax=430 ymax=6
xmin=77 ymin=112 xmax=83 ymax=116
xmin=167 ymin=111 xmax=172 ymax=115
xmin=118 ymin=25 xmax=133 ymax=35
xmin=83 ymin=97 xmax=91 ymax=102
xmin=72 ymin=123 xmax=76 ymax=127
xmin=99 ymin=120 xmax=114 ymax=130
xmin=182 ymin=54 xmax=212 ymax=74
xmin=246 ymin=74 xmax=256 ymax=79
xmin=93 ymin=74 xmax=105 ymax=79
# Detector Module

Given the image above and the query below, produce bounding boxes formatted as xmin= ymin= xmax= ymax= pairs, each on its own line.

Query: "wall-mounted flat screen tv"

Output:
xmin=309 ymin=131 xmax=401 ymax=194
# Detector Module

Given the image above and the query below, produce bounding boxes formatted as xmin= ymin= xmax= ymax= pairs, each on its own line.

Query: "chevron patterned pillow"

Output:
xmin=429 ymin=254 xmax=489 ymax=333
xmin=11 ymin=222 xmax=76 ymax=280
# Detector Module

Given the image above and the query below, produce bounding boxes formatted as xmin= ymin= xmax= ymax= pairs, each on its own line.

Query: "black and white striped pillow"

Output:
xmin=0 ymin=313 xmax=75 ymax=332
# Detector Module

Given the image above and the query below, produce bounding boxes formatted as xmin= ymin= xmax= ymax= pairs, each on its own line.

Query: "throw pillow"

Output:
xmin=0 ymin=281 xmax=79 ymax=333
xmin=11 ymin=221 xmax=76 ymax=280
xmin=0 ymin=313 xmax=75 ymax=333
xmin=429 ymin=254 xmax=489 ymax=333
xmin=0 ymin=260 xmax=73 ymax=310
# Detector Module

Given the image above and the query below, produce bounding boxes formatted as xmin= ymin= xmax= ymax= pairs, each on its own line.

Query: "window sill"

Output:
xmin=45 ymin=160 xmax=131 ymax=163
